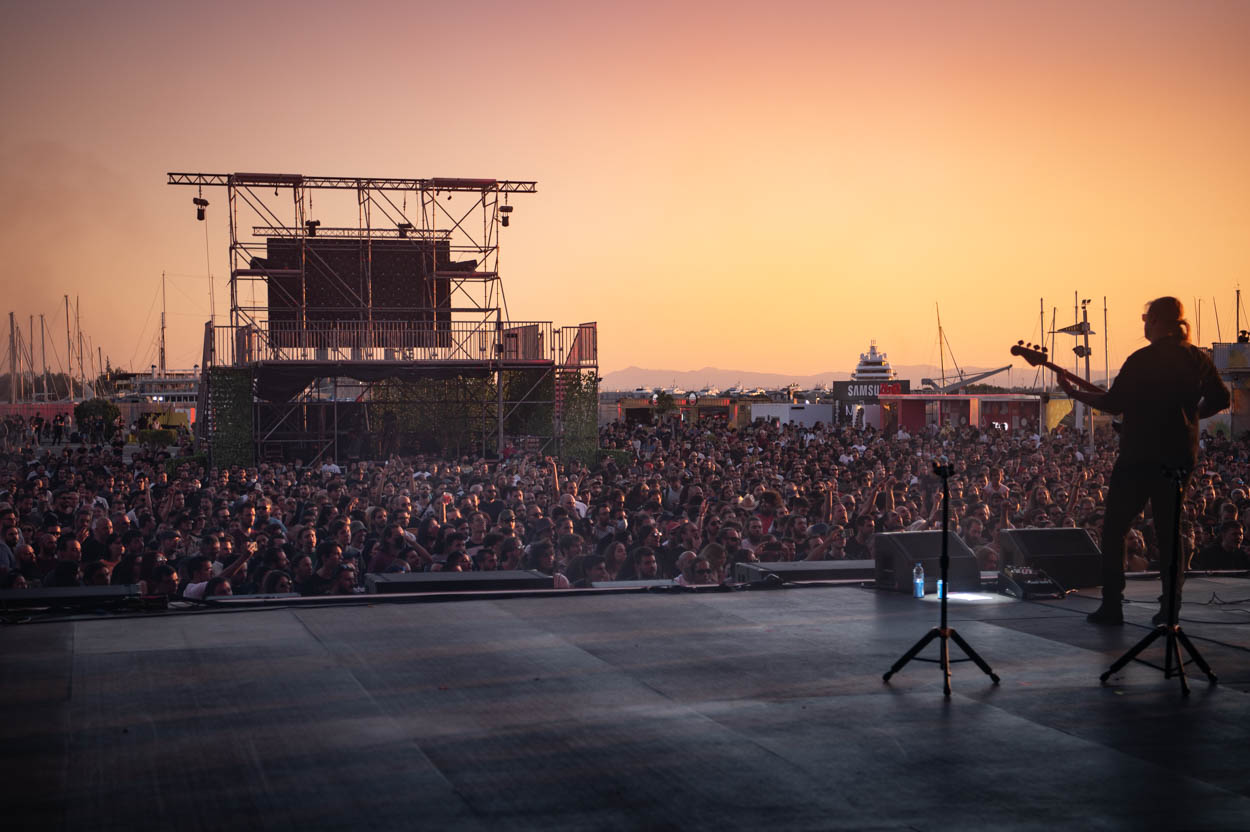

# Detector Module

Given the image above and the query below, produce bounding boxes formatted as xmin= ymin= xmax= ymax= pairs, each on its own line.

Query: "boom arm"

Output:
xmin=921 ymin=365 xmax=1012 ymax=393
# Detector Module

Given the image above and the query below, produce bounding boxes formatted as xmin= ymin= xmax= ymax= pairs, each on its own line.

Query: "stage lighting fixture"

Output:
xmin=193 ymin=197 xmax=209 ymax=221
xmin=305 ymin=220 xmax=321 ymax=236
xmin=500 ymin=204 xmax=513 ymax=227
xmin=397 ymin=222 xmax=414 ymax=238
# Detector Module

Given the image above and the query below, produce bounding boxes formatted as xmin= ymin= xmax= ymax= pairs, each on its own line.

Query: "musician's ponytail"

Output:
xmin=1145 ymin=296 xmax=1190 ymax=343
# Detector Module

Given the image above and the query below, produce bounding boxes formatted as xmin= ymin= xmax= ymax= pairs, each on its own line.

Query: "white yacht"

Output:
xmin=851 ymin=341 xmax=896 ymax=381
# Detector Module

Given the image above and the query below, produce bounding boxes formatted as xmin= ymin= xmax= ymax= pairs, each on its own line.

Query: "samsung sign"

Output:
xmin=833 ymin=380 xmax=910 ymax=403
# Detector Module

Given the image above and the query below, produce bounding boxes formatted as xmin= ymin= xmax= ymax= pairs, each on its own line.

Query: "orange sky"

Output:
xmin=2 ymin=0 xmax=1248 ymax=380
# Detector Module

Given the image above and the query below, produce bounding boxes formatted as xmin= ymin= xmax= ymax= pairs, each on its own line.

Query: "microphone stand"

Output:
xmin=884 ymin=460 xmax=1000 ymax=697
xmin=1100 ymin=466 xmax=1217 ymax=695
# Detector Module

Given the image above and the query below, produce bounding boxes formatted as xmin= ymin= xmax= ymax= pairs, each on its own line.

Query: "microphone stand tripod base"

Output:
xmin=1099 ymin=467 xmax=1217 ymax=696
xmin=1098 ymin=622 xmax=1217 ymax=696
xmin=882 ymin=461 xmax=1000 ymax=697
xmin=883 ymin=625 xmax=1001 ymax=698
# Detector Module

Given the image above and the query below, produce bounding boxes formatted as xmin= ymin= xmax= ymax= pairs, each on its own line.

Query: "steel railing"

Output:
xmin=209 ymin=320 xmax=596 ymax=367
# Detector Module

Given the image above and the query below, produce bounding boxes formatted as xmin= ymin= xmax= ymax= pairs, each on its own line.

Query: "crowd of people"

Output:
xmin=0 ymin=411 xmax=177 ymax=453
xmin=0 ymin=414 xmax=1247 ymax=600
xmin=1 ymin=413 xmax=73 ymax=450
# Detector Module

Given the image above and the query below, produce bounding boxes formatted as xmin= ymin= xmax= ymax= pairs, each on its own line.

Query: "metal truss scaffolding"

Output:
xmin=170 ymin=172 xmax=596 ymax=465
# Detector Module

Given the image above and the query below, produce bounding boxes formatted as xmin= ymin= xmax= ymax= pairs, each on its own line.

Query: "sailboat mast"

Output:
xmin=936 ymin=303 xmax=945 ymax=389
xmin=8 ymin=312 xmax=16 ymax=405
xmin=1049 ymin=307 xmax=1057 ymax=391
xmin=39 ymin=314 xmax=46 ymax=400
xmin=1039 ymin=298 xmax=1045 ymax=390
xmin=76 ymin=295 xmax=85 ymax=400
xmin=1073 ymin=292 xmax=1079 ymax=378
xmin=1102 ymin=297 xmax=1108 ymax=387
xmin=160 ymin=271 xmax=167 ymax=377
xmin=1081 ymin=299 xmax=1093 ymax=450
xmin=64 ymin=296 xmax=72 ymax=400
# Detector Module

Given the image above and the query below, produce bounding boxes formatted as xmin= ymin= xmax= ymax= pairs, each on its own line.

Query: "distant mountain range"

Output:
xmin=600 ymin=365 xmax=1013 ymax=391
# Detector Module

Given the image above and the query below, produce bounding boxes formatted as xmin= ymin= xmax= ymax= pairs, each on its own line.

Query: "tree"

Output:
xmin=74 ymin=398 xmax=120 ymax=429
xmin=654 ymin=391 xmax=677 ymax=423
xmin=138 ymin=429 xmax=178 ymax=453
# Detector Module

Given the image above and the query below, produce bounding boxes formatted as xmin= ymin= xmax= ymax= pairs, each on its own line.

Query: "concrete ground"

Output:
xmin=4 ymin=576 xmax=1249 ymax=831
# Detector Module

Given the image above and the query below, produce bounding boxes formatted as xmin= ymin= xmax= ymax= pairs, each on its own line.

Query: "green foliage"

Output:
xmin=373 ymin=375 xmax=503 ymax=457
xmin=593 ymin=447 xmax=634 ymax=471
xmin=208 ymin=368 xmax=254 ymax=468
xmin=74 ymin=397 xmax=120 ymax=428
xmin=559 ymin=370 xmax=600 ymax=462
xmin=503 ymin=370 xmax=555 ymax=439
xmin=371 ymin=369 xmax=564 ymax=458
xmin=654 ymin=390 xmax=676 ymax=418
xmin=138 ymin=429 xmax=177 ymax=450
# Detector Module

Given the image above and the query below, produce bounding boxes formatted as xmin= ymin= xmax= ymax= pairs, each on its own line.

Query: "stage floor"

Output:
xmin=5 ymin=577 xmax=1250 ymax=831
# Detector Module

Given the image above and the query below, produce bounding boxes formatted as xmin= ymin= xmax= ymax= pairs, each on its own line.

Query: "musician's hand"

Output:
xmin=1056 ymin=373 xmax=1076 ymax=396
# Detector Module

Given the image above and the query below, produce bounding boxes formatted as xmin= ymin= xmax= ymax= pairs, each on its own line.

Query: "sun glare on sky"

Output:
xmin=0 ymin=0 xmax=1247 ymax=378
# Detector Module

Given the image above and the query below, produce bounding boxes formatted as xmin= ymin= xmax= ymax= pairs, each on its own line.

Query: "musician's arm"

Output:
xmin=1060 ymin=356 xmax=1141 ymax=415
xmin=1197 ymin=360 xmax=1231 ymax=419
xmin=1057 ymin=374 xmax=1114 ymax=412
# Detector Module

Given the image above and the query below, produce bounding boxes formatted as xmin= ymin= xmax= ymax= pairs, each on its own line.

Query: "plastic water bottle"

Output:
xmin=913 ymin=563 xmax=925 ymax=598
xmin=936 ymin=578 xmax=945 ymax=600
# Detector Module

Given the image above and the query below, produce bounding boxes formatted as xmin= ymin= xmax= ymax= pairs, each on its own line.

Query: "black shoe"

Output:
xmin=1087 ymin=601 xmax=1124 ymax=626
xmin=1152 ymin=608 xmax=1174 ymax=627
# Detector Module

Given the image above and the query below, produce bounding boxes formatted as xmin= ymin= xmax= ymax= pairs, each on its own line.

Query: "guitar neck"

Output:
xmin=1041 ymin=361 xmax=1104 ymax=395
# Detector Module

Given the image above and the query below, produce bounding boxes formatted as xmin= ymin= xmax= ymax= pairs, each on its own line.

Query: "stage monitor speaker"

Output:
xmin=594 ymin=579 xmax=675 ymax=589
xmin=0 ymin=584 xmax=139 ymax=610
xmin=998 ymin=528 xmax=1101 ymax=590
xmin=366 ymin=570 xmax=554 ymax=594
xmin=873 ymin=531 xmax=980 ymax=593
xmin=734 ymin=560 xmax=876 ymax=583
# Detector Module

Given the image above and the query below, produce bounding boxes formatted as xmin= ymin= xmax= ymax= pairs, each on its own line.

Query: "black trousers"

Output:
xmin=1100 ymin=460 xmax=1188 ymax=602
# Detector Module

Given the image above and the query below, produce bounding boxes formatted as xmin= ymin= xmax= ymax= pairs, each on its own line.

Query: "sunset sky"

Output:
xmin=2 ymin=0 xmax=1248 ymax=381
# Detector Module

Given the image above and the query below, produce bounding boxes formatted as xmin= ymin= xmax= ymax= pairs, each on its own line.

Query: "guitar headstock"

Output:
xmin=1010 ymin=340 xmax=1049 ymax=367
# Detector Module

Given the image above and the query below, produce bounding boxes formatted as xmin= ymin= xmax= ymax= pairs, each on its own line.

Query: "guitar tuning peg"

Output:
xmin=1017 ymin=340 xmax=1024 ymax=346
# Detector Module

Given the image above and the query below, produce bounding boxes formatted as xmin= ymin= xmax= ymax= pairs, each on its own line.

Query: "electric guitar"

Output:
xmin=1009 ymin=342 xmax=1105 ymax=395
